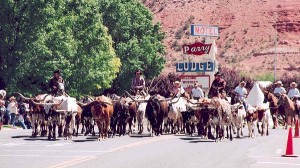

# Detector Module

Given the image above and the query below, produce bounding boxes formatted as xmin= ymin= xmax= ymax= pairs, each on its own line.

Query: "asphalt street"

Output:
xmin=0 ymin=127 xmax=300 ymax=168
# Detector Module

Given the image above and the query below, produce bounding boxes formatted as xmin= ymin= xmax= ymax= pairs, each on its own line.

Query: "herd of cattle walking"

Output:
xmin=1 ymin=84 xmax=297 ymax=142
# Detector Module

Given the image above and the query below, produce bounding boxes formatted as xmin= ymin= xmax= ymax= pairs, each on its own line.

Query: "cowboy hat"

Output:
xmin=240 ymin=81 xmax=246 ymax=85
xmin=174 ymin=81 xmax=181 ymax=85
xmin=275 ymin=81 xmax=283 ymax=86
xmin=290 ymin=82 xmax=297 ymax=87
xmin=214 ymin=72 xmax=222 ymax=77
xmin=135 ymin=69 xmax=142 ymax=74
xmin=53 ymin=69 xmax=61 ymax=74
xmin=9 ymin=96 xmax=16 ymax=101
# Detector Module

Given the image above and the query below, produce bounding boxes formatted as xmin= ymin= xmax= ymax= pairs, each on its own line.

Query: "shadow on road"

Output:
xmin=11 ymin=135 xmax=32 ymax=138
xmin=179 ymin=136 xmax=216 ymax=143
xmin=189 ymin=140 xmax=215 ymax=143
xmin=179 ymin=137 xmax=199 ymax=141
xmin=72 ymin=139 xmax=96 ymax=142
xmin=130 ymin=134 xmax=151 ymax=138
xmin=23 ymin=138 xmax=61 ymax=141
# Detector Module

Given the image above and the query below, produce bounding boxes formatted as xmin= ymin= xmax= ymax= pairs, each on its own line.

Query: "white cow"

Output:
xmin=53 ymin=96 xmax=79 ymax=140
xmin=136 ymin=95 xmax=150 ymax=134
xmin=231 ymin=103 xmax=246 ymax=138
xmin=168 ymin=97 xmax=187 ymax=134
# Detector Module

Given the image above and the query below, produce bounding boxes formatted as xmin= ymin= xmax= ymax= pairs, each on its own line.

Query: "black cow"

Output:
xmin=181 ymin=110 xmax=195 ymax=136
xmin=145 ymin=95 xmax=168 ymax=136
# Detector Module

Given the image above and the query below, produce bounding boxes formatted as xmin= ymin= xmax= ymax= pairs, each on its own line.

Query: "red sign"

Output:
xmin=182 ymin=42 xmax=212 ymax=55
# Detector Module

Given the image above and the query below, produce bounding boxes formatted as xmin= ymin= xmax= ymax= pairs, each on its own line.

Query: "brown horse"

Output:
xmin=277 ymin=94 xmax=297 ymax=128
xmin=264 ymin=92 xmax=285 ymax=128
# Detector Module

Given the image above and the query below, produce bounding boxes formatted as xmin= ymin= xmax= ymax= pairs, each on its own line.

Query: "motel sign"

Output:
xmin=191 ymin=25 xmax=219 ymax=37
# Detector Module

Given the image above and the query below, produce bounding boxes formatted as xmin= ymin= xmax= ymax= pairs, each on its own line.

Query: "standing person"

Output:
xmin=49 ymin=69 xmax=64 ymax=96
xmin=7 ymin=96 xmax=18 ymax=129
xmin=0 ymin=100 xmax=6 ymax=130
xmin=273 ymin=81 xmax=286 ymax=97
xmin=191 ymin=82 xmax=204 ymax=100
xmin=234 ymin=81 xmax=248 ymax=111
xmin=131 ymin=69 xmax=145 ymax=96
xmin=208 ymin=72 xmax=226 ymax=98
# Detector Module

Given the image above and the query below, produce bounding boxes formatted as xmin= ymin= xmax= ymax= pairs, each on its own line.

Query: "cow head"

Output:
xmin=256 ymin=109 xmax=266 ymax=122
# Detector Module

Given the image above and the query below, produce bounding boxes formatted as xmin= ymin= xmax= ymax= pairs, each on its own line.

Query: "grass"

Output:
xmin=254 ymin=72 xmax=274 ymax=81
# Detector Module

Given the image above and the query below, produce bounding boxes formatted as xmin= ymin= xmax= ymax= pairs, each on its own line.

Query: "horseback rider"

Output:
xmin=170 ymin=81 xmax=186 ymax=98
xmin=131 ymin=69 xmax=146 ymax=96
xmin=287 ymin=82 xmax=300 ymax=99
xmin=49 ymin=69 xmax=65 ymax=96
xmin=208 ymin=72 xmax=226 ymax=98
xmin=273 ymin=81 xmax=286 ymax=98
xmin=234 ymin=81 xmax=248 ymax=111
xmin=287 ymin=82 xmax=300 ymax=115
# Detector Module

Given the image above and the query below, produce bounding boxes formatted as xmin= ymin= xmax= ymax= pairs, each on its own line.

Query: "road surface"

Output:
xmin=0 ymin=127 xmax=299 ymax=168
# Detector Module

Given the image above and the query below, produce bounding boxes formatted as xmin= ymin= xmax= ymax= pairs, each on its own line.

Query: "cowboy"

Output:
xmin=131 ymin=69 xmax=145 ymax=96
xmin=287 ymin=82 xmax=300 ymax=115
xmin=191 ymin=82 xmax=204 ymax=100
xmin=273 ymin=81 xmax=286 ymax=97
xmin=49 ymin=69 xmax=64 ymax=96
xmin=208 ymin=72 xmax=226 ymax=98
xmin=171 ymin=81 xmax=186 ymax=98
xmin=234 ymin=81 xmax=248 ymax=111
xmin=287 ymin=82 xmax=300 ymax=99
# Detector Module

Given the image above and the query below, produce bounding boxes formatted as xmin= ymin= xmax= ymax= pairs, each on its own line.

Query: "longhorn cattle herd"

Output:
xmin=0 ymin=85 xmax=283 ymax=142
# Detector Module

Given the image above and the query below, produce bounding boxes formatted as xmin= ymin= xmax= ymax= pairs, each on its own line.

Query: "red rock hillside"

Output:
xmin=141 ymin=0 xmax=300 ymax=79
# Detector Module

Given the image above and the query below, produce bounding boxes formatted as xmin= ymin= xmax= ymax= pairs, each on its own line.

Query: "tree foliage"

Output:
xmin=99 ymin=0 xmax=166 ymax=92
xmin=0 ymin=0 xmax=121 ymax=96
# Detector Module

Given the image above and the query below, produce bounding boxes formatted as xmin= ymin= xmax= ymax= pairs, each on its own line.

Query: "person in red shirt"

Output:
xmin=131 ymin=69 xmax=145 ymax=96
xmin=208 ymin=72 xmax=226 ymax=98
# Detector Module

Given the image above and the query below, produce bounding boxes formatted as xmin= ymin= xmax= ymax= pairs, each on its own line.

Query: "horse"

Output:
xmin=277 ymin=94 xmax=297 ymax=128
xmin=264 ymin=92 xmax=285 ymax=128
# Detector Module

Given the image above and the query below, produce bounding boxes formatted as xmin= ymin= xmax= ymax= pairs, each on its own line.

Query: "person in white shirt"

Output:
xmin=234 ymin=81 xmax=248 ymax=98
xmin=7 ymin=96 xmax=18 ymax=128
xmin=191 ymin=82 xmax=204 ymax=100
xmin=273 ymin=81 xmax=286 ymax=97
xmin=171 ymin=81 xmax=185 ymax=97
xmin=234 ymin=81 xmax=248 ymax=111
xmin=287 ymin=82 xmax=300 ymax=99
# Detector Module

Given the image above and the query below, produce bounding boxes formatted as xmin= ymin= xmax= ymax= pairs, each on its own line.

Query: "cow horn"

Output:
xmin=30 ymin=99 xmax=44 ymax=105
xmin=31 ymin=99 xmax=60 ymax=106
xmin=14 ymin=92 xmax=31 ymax=100
xmin=77 ymin=100 xmax=96 ymax=107
xmin=125 ymin=91 xmax=135 ymax=100
xmin=135 ymin=99 xmax=148 ymax=103
xmin=86 ymin=95 xmax=95 ymax=101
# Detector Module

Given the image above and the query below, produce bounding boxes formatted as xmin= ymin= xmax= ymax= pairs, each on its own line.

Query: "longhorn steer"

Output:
xmin=90 ymin=96 xmax=114 ymax=141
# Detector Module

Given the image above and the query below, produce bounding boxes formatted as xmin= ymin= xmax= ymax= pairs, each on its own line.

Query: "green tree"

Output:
xmin=99 ymin=0 xmax=166 ymax=92
xmin=0 ymin=0 xmax=120 ymax=96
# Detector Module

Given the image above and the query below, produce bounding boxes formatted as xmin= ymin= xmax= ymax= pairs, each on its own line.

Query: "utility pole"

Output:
xmin=274 ymin=11 xmax=278 ymax=82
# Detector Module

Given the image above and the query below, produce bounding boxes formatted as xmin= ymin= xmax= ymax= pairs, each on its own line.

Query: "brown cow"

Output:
xmin=90 ymin=96 xmax=113 ymax=141
xmin=246 ymin=110 xmax=258 ymax=138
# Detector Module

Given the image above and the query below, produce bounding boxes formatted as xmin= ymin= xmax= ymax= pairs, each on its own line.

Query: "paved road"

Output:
xmin=0 ymin=127 xmax=300 ymax=168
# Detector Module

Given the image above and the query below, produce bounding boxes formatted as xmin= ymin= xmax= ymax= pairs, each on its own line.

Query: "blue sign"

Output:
xmin=176 ymin=61 xmax=215 ymax=72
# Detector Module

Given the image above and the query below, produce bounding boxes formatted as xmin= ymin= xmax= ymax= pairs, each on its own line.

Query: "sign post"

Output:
xmin=175 ymin=24 xmax=219 ymax=96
